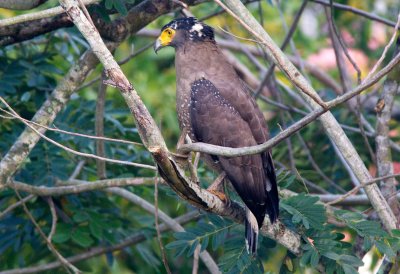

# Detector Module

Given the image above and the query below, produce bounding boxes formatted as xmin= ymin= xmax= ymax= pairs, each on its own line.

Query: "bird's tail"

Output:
xmin=245 ymin=208 xmax=259 ymax=255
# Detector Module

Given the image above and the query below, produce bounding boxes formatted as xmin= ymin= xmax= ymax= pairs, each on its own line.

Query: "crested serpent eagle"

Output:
xmin=154 ymin=17 xmax=279 ymax=254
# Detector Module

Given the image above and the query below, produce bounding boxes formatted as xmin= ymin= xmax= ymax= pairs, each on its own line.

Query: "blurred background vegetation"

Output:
xmin=0 ymin=0 xmax=400 ymax=273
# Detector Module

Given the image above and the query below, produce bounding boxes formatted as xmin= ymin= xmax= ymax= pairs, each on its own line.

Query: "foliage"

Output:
xmin=166 ymin=214 xmax=236 ymax=256
xmin=103 ymin=0 xmax=137 ymax=16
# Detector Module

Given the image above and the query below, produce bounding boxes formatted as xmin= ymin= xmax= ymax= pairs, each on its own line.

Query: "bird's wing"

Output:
xmin=190 ymin=78 xmax=271 ymax=226
xmin=210 ymin=72 xmax=279 ymax=223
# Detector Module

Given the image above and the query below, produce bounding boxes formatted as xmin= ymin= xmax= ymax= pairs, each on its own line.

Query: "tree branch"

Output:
xmin=0 ymin=0 xmax=199 ymax=47
xmin=311 ymin=0 xmax=400 ymax=29
xmin=7 ymin=178 xmax=153 ymax=196
xmin=0 ymin=0 xmax=47 ymax=10
xmin=0 ymin=0 xmax=98 ymax=28
xmin=316 ymin=193 xmax=400 ymax=206
xmin=95 ymin=73 xmax=107 ymax=179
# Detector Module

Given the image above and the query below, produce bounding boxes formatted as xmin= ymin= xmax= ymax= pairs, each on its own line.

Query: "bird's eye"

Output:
xmin=166 ymin=29 xmax=172 ymax=35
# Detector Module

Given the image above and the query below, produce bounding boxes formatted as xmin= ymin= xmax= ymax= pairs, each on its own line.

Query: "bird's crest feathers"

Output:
xmin=161 ymin=17 xmax=214 ymax=42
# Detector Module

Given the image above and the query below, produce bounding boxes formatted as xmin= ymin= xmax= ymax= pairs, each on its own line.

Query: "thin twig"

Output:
xmin=316 ymin=192 xmax=400 ymax=206
xmin=95 ymin=72 xmax=107 ymax=179
xmin=14 ymin=190 xmax=81 ymax=274
xmin=154 ymin=175 xmax=172 ymax=274
xmin=275 ymin=161 xmax=328 ymax=194
xmin=254 ymin=0 xmax=308 ymax=98
xmin=329 ymin=0 xmax=361 ymax=84
xmin=364 ymin=13 xmax=400 ymax=82
xmin=118 ymin=43 xmax=154 ymax=66
xmin=325 ymin=6 xmax=376 ymax=165
xmin=0 ymin=194 xmax=35 ymax=220
xmin=295 ymin=132 xmax=346 ymax=193
xmin=7 ymin=177 xmax=153 ymax=196
xmin=311 ymin=0 xmax=400 ymax=29
xmin=69 ymin=160 xmax=86 ymax=180
xmin=0 ymin=107 xmax=143 ymax=147
xmin=327 ymin=172 xmax=400 ymax=205
xmin=192 ymin=245 xmax=201 ymax=274
xmin=369 ymin=173 xmax=400 ymax=184
xmin=78 ymin=43 xmax=154 ymax=91
xmin=47 ymin=197 xmax=57 ymax=243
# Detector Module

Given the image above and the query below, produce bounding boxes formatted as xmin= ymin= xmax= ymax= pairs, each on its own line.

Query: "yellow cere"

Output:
xmin=159 ymin=28 xmax=175 ymax=46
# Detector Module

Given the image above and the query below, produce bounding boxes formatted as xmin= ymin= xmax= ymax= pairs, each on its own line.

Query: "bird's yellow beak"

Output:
xmin=154 ymin=28 xmax=175 ymax=54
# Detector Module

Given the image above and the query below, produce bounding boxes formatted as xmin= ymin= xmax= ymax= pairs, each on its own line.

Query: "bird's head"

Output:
xmin=154 ymin=17 xmax=214 ymax=53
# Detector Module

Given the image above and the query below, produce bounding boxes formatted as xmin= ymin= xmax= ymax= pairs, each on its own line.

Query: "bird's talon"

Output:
xmin=207 ymin=189 xmax=229 ymax=204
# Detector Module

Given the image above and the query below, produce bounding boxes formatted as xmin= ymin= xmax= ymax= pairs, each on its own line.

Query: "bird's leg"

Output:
xmin=207 ymin=172 xmax=230 ymax=205
xmin=184 ymin=135 xmax=201 ymax=184
xmin=172 ymin=131 xmax=190 ymax=166
xmin=188 ymin=152 xmax=200 ymax=184
xmin=177 ymin=130 xmax=188 ymax=151
xmin=173 ymin=131 xmax=201 ymax=184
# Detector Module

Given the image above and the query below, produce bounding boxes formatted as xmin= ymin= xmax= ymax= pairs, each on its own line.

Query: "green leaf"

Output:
xmin=335 ymin=210 xmax=386 ymax=237
xmin=187 ymin=239 xmax=199 ymax=257
xmin=136 ymin=244 xmax=160 ymax=267
xmin=104 ymin=0 xmax=113 ymax=9
xmin=173 ymin=231 xmax=197 ymax=241
xmin=201 ymin=235 xmax=209 ymax=252
xmin=113 ymin=0 xmax=128 ymax=15
xmin=323 ymin=251 xmax=340 ymax=261
xmin=281 ymin=174 xmax=296 ymax=188
xmin=52 ymin=223 xmax=72 ymax=243
xmin=300 ymin=249 xmax=313 ymax=267
xmin=104 ymin=0 xmax=127 ymax=15
xmin=20 ymin=92 xmax=31 ymax=102
xmin=338 ymin=255 xmax=363 ymax=267
xmin=89 ymin=218 xmax=103 ymax=240
xmin=165 ymin=240 xmax=188 ymax=250
xmin=208 ymin=214 xmax=230 ymax=227
xmin=73 ymin=211 xmax=89 ymax=223
xmin=341 ymin=264 xmax=359 ymax=274
xmin=212 ymin=228 xmax=227 ymax=251
xmin=281 ymin=193 xmax=326 ymax=229
xmin=72 ymin=227 xmax=94 ymax=247
xmin=310 ymin=250 xmax=320 ymax=267
xmin=391 ymin=229 xmax=400 ymax=237
xmin=375 ymin=239 xmax=396 ymax=259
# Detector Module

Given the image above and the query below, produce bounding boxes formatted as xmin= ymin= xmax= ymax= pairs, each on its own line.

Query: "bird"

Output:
xmin=154 ymin=17 xmax=279 ymax=254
